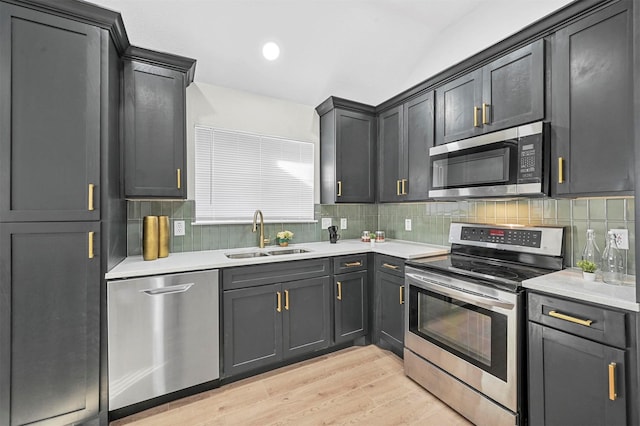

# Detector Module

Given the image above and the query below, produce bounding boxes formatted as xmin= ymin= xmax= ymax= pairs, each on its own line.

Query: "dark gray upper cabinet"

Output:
xmin=0 ymin=3 xmax=101 ymax=222
xmin=0 ymin=222 xmax=101 ymax=426
xmin=528 ymin=292 xmax=635 ymax=426
xmin=378 ymin=91 xmax=434 ymax=202
xmin=317 ymin=97 xmax=376 ymax=203
xmin=435 ymin=69 xmax=483 ymax=145
xmin=435 ymin=40 xmax=544 ymax=145
xmin=552 ymin=1 xmax=633 ymax=196
xmin=123 ymin=49 xmax=196 ymax=198
xmin=378 ymin=106 xmax=404 ymax=202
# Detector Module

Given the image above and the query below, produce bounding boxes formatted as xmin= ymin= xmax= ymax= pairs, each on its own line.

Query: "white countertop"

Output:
xmin=105 ymin=239 xmax=450 ymax=280
xmin=523 ymin=268 xmax=639 ymax=312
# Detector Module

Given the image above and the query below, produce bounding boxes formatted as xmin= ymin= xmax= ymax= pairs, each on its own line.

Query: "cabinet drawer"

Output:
xmin=375 ymin=254 xmax=405 ymax=277
xmin=333 ymin=254 xmax=368 ymax=274
xmin=223 ymin=258 xmax=331 ymax=290
xmin=528 ymin=292 xmax=627 ymax=349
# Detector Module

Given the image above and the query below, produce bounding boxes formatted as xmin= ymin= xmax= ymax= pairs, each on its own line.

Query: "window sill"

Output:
xmin=193 ymin=219 xmax=318 ymax=226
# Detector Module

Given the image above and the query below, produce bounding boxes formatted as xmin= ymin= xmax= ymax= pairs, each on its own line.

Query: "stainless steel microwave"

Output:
xmin=429 ymin=121 xmax=549 ymax=199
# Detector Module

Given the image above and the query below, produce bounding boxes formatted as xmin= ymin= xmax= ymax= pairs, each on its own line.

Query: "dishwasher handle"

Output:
xmin=141 ymin=283 xmax=194 ymax=296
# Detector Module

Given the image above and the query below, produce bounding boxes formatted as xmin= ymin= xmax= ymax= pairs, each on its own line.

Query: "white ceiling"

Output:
xmin=90 ymin=0 xmax=574 ymax=107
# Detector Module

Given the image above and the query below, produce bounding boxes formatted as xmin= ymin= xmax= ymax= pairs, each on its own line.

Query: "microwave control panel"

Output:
xmin=461 ymin=226 xmax=542 ymax=248
xmin=518 ymin=134 xmax=542 ymax=183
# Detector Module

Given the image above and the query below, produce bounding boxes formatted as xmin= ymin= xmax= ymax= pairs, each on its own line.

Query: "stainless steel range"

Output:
xmin=404 ymin=222 xmax=564 ymax=426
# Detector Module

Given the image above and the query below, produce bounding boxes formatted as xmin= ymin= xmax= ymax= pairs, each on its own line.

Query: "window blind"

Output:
xmin=194 ymin=125 xmax=314 ymax=222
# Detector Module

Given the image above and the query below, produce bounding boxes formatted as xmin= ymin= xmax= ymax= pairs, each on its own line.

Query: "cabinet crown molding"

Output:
xmin=124 ymin=46 xmax=197 ymax=86
xmin=316 ymin=96 xmax=376 ymax=117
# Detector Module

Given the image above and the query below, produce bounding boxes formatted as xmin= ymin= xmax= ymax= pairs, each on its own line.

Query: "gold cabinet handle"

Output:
xmin=558 ymin=157 xmax=564 ymax=184
xmin=88 ymin=183 xmax=95 ymax=211
xmin=177 ymin=169 xmax=182 ymax=189
xmin=609 ymin=362 xmax=617 ymax=401
xmin=401 ymin=178 xmax=407 ymax=195
xmin=383 ymin=263 xmax=399 ymax=270
xmin=284 ymin=289 xmax=290 ymax=310
xmin=399 ymin=286 xmax=404 ymax=305
xmin=337 ymin=281 xmax=342 ymax=300
xmin=482 ymin=103 xmax=490 ymax=125
xmin=88 ymin=231 xmax=95 ymax=259
xmin=548 ymin=310 xmax=593 ymax=327
xmin=473 ymin=106 xmax=481 ymax=127
xmin=276 ymin=291 xmax=282 ymax=313
xmin=396 ymin=180 xmax=401 ymax=196
xmin=337 ymin=180 xmax=342 ymax=197
xmin=344 ymin=261 xmax=362 ymax=267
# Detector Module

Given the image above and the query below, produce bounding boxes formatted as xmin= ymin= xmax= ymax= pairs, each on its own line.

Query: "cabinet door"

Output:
xmin=282 ymin=277 xmax=331 ymax=359
xmin=435 ymin=68 xmax=482 ymax=145
xmin=376 ymin=271 xmax=405 ymax=356
xmin=528 ymin=322 xmax=627 ymax=426
xmin=482 ymin=39 xmax=544 ymax=132
xmin=0 ymin=4 xmax=101 ymax=222
xmin=334 ymin=270 xmax=368 ymax=344
xmin=223 ymin=283 xmax=283 ymax=377
xmin=124 ymin=60 xmax=186 ymax=198
xmin=335 ymin=109 xmax=376 ymax=203
xmin=552 ymin=2 xmax=633 ymax=196
xmin=403 ymin=91 xmax=434 ymax=201
xmin=378 ymin=106 xmax=403 ymax=202
xmin=0 ymin=222 xmax=100 ymax=426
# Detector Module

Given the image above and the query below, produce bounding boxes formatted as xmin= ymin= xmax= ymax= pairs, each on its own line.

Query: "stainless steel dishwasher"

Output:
xmin=108 ymin=269 xmax=219 ymax=410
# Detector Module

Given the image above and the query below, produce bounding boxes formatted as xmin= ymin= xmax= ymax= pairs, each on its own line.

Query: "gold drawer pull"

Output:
xmin=396 ymin=180 xmax=401 ymax=196
xmin=276 ymin=291 xmax=282 ymax=313
xmin=399 ymin=286 xmax=404 ymax=305
xmin=548 ymin=310 xmax=593 ymax=327
xmin=401 ymin=179 xmax=407 ymax=195
xmin=383 ymin=263 xmax=399 ymax=270
xmin=88 ymin=231 xmax=95 ymax=259
xmin=284 ymin=289 xmax=290 ymax=310
xmin=88 ymin=184 xmax=95 ymax=211
xmin=609 ymin=362 xmax=617 ymax=401
xmin=473 ymin=106 xmax=481 ymax=127
xmin=337 ymin=180 xmax=342 ymax=197
xmin=344 ymin=261 xmax=362 ymax=267
xmin=482 ymin=103 xmax=490 ymax=125
xmin=337 ymin=281 xmax=342 ymax=300
xmin=558 ymin=157 xmax=564 ymax=184
xmin=177 ymin=169 xmax=182 ymax=189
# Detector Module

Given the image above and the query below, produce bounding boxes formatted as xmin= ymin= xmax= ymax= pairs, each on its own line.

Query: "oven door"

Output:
xmin=404 ymin=267 xmax=520 ymax=412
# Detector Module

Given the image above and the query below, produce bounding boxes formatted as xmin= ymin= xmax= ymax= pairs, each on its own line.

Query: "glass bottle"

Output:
xmin=602 ymin=231 xmax=624 ymax=285
xmin=581 ymin=229 xmax=601 ymax=271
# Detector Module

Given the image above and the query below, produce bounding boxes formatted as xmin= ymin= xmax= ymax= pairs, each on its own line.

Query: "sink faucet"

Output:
xmin=252 ymin=209 xmax=269 ymax=248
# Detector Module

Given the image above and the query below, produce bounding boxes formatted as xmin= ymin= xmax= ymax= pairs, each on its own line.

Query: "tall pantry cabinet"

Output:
xmin=0 ymin=1 xmax=127 ymax=425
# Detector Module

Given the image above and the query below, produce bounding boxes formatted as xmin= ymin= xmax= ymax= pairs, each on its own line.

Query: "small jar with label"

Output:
xmin=375 ymin=231 xmax=385 ymax=242
xmin=361 ymin=231 xmax=370 ymax=242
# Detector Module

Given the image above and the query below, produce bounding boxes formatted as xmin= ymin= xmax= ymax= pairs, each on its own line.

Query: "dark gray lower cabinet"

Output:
xmin=334 ymin=270 xmax=368 ymax=344
xmin=223 ymin=275 xmax=331 ymax=377
xmin=528 ymin=292 xmax=634 ymax=426
xmin=0 ymin=222 xmax=100 ymax=426
xmin=373 ymin=255 xmax=405 ymax=357
xmin=375 ymin=271 xmax=404 ymax=356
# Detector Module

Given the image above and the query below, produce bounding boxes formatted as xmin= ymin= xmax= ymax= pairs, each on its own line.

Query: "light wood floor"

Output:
xmin=110 ymin=345 xmax=472 ymax=425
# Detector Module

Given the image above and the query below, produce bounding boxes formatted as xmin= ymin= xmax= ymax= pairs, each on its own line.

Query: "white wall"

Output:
xmin=186 ymin=82 xmax=321 ymax=202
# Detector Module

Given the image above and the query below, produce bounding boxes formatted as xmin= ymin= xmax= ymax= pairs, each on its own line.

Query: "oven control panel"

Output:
xmin=460 ymin=226 xmax=542 ymax=248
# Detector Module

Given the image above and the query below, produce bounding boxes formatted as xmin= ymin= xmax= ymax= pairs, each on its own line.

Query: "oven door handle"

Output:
xmin=406 ymin=273 xmax=515 ymax=310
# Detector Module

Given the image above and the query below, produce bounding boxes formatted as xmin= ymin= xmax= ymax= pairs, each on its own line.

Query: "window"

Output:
xmin=194 ymin=125 xmax=314 ymax=223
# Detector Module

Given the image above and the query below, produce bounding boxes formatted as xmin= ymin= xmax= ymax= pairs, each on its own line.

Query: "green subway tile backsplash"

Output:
xmin=126 ymin=197 xmax=635 ymax=275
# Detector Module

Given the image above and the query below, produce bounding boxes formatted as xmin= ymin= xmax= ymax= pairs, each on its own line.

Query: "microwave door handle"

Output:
xmin=406 ymin=273 xmax=514 ymax=310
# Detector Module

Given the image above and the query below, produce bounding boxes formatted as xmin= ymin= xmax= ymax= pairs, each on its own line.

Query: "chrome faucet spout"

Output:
xmin=252 ymin=209 xmax=267 ymax=248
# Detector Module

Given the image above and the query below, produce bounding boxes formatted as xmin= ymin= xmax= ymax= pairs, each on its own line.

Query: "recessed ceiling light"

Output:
xmin=262 ymin=42 xmax=280 ymax=61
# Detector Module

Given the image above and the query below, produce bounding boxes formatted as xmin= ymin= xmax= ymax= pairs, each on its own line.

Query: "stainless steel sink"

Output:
xmin=225 ymin=251 xmax=270 ymax=259
xmin=266 ymin=248 xmax=310 ymax=256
